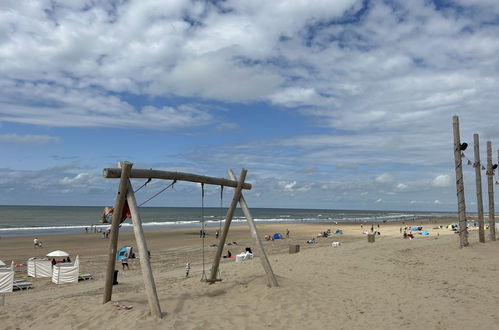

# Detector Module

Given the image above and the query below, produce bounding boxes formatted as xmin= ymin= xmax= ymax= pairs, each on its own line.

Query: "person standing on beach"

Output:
xmin=286 ymin=228 xmax=290 ymax=238
xmin=122 ymin=253 xmax=129 ymax=270
xmin=185 ymin=262 xmax=190 ymax=277
xmin=33 ymin=237 xmax=39 ymax=248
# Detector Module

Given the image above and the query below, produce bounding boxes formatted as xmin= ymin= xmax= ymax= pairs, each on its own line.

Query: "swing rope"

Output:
xmin=216 ymin=185 xmax=224 ymax=280
xmin=138 ymin=180 xmax=176 ymax=207
xmin=133 ymin=178 xmax=152 ymax=193
xmin=219 ymin=186 xmax=224 ymax=235
xmin=200 ymin=183 xmax=207 ymax=281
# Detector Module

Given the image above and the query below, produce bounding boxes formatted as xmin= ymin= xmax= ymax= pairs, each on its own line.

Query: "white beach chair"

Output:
xmin=13 ymin=280 xmax=32 ymax=291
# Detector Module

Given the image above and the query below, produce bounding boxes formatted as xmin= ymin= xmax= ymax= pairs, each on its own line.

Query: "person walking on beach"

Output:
xmin=286 ymin=228 xmax=290 ymax=238
xmin=215 ymin=230 xmax=219 ymax=239
xmin=122 ymin=253 xmax=129 ymax=270
xmin=185 ymin=262 xmax=191 ymax=277
xmin=33 ymin=237 xmax=39 ymax=248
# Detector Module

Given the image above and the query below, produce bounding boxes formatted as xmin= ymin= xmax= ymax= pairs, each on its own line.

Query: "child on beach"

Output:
xmin=122 ymin=253 xmax=129 ymax=270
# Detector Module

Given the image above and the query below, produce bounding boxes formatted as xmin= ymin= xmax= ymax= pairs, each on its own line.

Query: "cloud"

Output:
xmin=396 ymin=183 xmax=408 ymax=191
xmin=374 ymin=198 xmax=383 ymax=203
xmin=434 ymin=200 xmax=441 ymax=204
xmin=375 ymin=173 xmax=395 ymax=184
xmin=279 ymin=180 xmax=297 ymax=192
xmin=431 ymin=174 xmax=452 ymax=187
xmin=0 ymin=134 xmax=59 ymax=145
xmin=60 ymin=173 xmax=96 ymax=187
xmin=1 ymin=0 xmax=499 ymax=210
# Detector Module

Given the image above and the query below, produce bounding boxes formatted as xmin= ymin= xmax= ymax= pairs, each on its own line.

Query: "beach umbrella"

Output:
xmin=0 ymin=260 xmax=6 ymax=267
xmin=46 ymin=250 xmax=69 ymax=257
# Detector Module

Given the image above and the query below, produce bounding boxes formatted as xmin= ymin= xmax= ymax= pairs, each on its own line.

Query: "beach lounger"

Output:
xmin=78 ymin=274 xmax=93 ymax=281
xmin=13 ymin=280 xmax=32 ymax=291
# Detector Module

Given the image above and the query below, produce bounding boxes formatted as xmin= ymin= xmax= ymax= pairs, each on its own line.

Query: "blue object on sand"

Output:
xmin=412 ymin=227 xmax=420 ymax=231
xmin=117 ymin=246 xmax=133 ymax=260
xmin=273 ymin=233 xmax=282 ymax=239
xmin=421 ymin=230 xmax=429 ymax=235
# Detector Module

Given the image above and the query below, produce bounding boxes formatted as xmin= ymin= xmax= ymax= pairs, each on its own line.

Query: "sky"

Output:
xmin=1 ymin=0 xmax=499 ymax=211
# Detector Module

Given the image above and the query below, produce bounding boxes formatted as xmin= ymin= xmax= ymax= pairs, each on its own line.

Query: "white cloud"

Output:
xmin=431 ymin=174 xmax=452 ymax=187
xmin=375 ymin=173 xmax=395 ymax=184
xmin=1 ymin=1 xmax=499 ymax=210
xmin=375 ymin=198 xmax=383 ymax=203
xmin=396 ymin=183 xmax=408 ymax=191
xmin=434 ymin=200 xmax=441 ymax=204
xmin=279 ymin=181 xmax=297 ymax=192
xmin=60 ymin=173 xmax=95 ymax=187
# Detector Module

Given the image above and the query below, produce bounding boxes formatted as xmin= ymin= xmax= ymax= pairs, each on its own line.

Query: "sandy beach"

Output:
xmin=2 ymin=218 xmax=499 ymax=330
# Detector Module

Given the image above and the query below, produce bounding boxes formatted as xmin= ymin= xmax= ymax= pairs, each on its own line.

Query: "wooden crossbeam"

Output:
xmin=103 ymin=168 xmax=252 ymax=190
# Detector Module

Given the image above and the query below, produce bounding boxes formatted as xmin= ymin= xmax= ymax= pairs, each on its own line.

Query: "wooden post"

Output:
xmin=473 ymin=134 xmax=485 ymax=243
xmin=208 ymin=169 xmax=246 ymax=283
xmin=126 ymin=180 xmax=162 ymax=318
xmin=487 ymin=142 xmax=496 ymax=241
xmin=452 ymin=116 xmax=468 ymax=247
xmin=227 ymin=169 xmax=278 ymax=288
xmin=103 ymin=161 xmax=132 ymax=304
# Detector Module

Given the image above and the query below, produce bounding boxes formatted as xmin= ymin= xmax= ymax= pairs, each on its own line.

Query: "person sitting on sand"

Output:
xmin=223 ymin=250 xmax=232 ymax=258
xmin=51 ymin=258 xmax=56 ymax=266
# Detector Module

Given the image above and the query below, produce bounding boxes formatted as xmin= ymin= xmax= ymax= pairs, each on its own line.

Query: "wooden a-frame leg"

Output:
xmin=227 ymin=170 xmax=278 ymax=287
xmin=208 ymin=169 xmax=247 ymax=283
xmin=127 ymin=180 xmax=162 ymax=318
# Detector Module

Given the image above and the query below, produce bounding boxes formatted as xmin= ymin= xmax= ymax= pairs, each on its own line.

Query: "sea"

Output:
xmin=0 ymin=205 xmax=455 ymax=238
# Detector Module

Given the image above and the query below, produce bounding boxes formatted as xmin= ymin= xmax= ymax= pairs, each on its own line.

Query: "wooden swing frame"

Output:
xmin=102 ymin=161 xmax=278 ymax=318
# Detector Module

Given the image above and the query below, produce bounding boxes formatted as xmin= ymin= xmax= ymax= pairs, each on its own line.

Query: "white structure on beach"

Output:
xmin=27 ymin=258 xmax=52 ymax=278
xmin=52 ymin=256 xmax=79 ymax=284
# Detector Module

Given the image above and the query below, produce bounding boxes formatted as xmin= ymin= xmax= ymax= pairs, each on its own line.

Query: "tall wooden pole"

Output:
xmin=127 ymin=180 xmax=162 ymax=318
xmin=227 ymin=170 xmax=278 ymax=288
xmin=103 ymin=161 xmax=132 ymax=304
xmin=473 ymin=134 xmax=485 ymax=243
xmin=487 ymin=142 xmax=496 ymax=241
xmin=452 ymin=116 xmax=468 ymax=247
xmin=208 ymin=169 xmax=246 ymax=283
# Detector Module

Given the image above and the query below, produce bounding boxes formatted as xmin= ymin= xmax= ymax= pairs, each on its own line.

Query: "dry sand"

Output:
xmin=2 ymin=218 xmax=499 ymax=330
